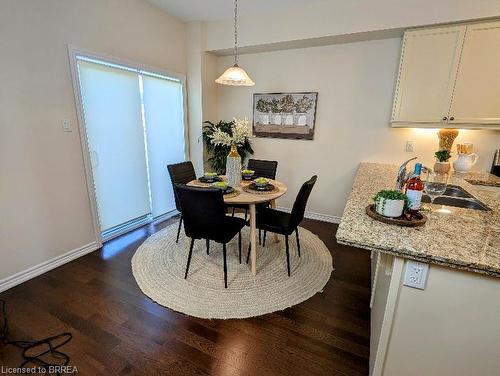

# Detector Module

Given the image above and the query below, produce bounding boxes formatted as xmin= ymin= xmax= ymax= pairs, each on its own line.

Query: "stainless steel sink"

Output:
xmin=421 ymin=185 xmax=490 ymax=211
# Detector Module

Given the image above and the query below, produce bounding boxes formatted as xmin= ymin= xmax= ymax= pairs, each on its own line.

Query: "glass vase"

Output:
xmin=226 ymin=144 xmax=242 ymax=187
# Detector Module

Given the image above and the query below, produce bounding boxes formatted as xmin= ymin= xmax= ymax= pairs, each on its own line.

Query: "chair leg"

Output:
xmin=206 ymin=239 xmax=210 ymax=255
xmin=246 ymin=241 xmax=251 ymax=264
xmin=244 ymin=209 xmax=248 ymax=222
xmin=185 ymin=238 xmax=195 ymax=279
xmin=295 ymin=228 xmax=301 ymax=258
xmin=232 ymin=207 xmax=235 ymax=217
xmin=285 ymin=235 xmax=291 ymax=277
xmin=263 ymin=231 xmax=267 ymax=247
xmin=238 ymin=231 xmax=242 ymax=264
xmin=176 ymin=215 xmax=183 ymax=243
xmin=259 ymin=229 xmax=262 ymax=245
xmin=223 ymin=243 xmax=228 ymax=288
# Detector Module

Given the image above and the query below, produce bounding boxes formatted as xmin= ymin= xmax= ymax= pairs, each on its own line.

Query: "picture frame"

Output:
xmin=252 ymin=92 xmax=318 ymax=140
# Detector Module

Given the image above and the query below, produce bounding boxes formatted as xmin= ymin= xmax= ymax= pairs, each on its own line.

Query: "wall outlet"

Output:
xmin=403 ymin=260 xmax=429 ymax=290
xmin=62 ymin=119 xmax=72 ymax=132
xmin=405 ymin=140 xmax=416 ymax=152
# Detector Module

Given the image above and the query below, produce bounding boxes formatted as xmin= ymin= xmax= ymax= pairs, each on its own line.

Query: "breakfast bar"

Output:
xmin=336 ymin=162 xmax=500 ymax=376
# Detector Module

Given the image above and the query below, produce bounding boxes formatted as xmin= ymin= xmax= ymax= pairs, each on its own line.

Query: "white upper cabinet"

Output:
xmin=391 ymin=26 xmax=465 ymax=125
xmin=391 ymin=20 xmax=500 ymax=129
xmin=448 ymin=21 xmax=500 ymax=125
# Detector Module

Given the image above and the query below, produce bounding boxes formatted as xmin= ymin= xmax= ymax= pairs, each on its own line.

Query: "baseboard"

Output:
xmin=0 ymin=241 xmax=100 ymax=293
xmin=276 ymin=206 xmax=341 ymax=224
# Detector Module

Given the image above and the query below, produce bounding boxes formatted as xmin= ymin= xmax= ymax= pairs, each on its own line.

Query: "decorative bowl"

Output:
xmin=204 ymin=172 xmax=218 ymax=179
xmin=242 ymin=169 xmax=255 ymax=180
xmin=254 ymin=177 xmax=269 ymax=188
xmin=212 ymin=181 xmax=229 ymax=191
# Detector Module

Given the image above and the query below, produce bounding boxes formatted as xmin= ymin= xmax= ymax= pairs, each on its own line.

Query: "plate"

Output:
xmin=198 ymin=176 xmax=222 ymax=183
xmin=248 ymin=182 xmax=276 ymax=192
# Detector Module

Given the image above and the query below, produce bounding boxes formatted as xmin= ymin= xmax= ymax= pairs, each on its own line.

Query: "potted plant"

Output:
xmin=373 ymin=190 xmax=409 ymax=218
xmin=280 ymin=95 xmax=295 ymax=125
xmin=202 ymin=120 xmax=254 ymax=175
xmin=434 ymin=150 xmax=452 ymax=173
xmin=203 ymin=118 xmax=253 ymax=187
xmin=270 ymin=98 xmax=282 ymax=125
xmin=294 ymin=95 xmax=313 ymax=126
xmin=256 ymin=98 xmax=271 ymax=125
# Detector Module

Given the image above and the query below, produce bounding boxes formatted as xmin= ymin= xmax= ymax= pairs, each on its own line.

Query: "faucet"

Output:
xmin=395 ymin=157 xmax=418 ymax=191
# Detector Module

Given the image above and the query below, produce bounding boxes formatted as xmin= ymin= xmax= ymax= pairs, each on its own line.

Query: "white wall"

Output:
xmin=216 ymin=38 xmax=500 ymax=218
xmin=0 ymin=0 xmax=185 ymax=283
xmin=206 ymin=0 xmax=500 ymax=52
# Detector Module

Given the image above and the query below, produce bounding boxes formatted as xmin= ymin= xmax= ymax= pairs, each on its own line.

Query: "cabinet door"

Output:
xmin=391 ymin=26 xmax=465 ymax=125
xmin=448 ymin=21 xmax=500 ymax=125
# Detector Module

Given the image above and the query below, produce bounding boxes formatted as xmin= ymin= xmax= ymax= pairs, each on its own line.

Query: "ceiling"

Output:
xmin=146 ymin=0 xmax=322 ymax=22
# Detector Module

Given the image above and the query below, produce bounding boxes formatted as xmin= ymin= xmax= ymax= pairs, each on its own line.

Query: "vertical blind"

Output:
xmin=77 ymin=57 xmax=185 ymax=234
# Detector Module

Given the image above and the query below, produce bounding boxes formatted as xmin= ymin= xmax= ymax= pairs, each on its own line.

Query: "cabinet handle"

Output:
xmin=450 ymin=116 xmax=455 ymax=121
xmin=442 ymin=116 xmax=448 ymax=121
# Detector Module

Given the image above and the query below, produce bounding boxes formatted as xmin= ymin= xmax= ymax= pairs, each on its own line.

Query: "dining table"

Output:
xmin=187 ymin=177 xmax=287 ymax=275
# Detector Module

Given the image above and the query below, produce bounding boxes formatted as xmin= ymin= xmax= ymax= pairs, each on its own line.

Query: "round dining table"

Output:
xmin=187 ymin=177 xmax=287 ymax=275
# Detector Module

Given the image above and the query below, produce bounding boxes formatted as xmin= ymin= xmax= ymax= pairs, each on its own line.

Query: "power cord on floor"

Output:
xmin=0 ymin=299 xmax=73 ymax=375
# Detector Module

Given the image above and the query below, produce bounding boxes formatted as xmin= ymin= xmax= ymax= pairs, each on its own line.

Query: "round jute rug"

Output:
xmin=132 ymin=221 xmax=333 ymax=319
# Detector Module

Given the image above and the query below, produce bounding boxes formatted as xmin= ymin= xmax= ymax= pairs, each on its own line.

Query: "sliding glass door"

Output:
xmin=76 ymin=56 xmax=185 ymax=240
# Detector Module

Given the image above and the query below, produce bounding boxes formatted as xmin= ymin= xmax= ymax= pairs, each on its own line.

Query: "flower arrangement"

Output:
xmin=256 ymin=98 xmax=271 ymax=113
xmin=280 ymin=95 xmax=295 ymax=113
xmin=208 ymin=118 xmax=252 ymax=147
xmin=202 ymin=119 xmax=254 ymax=174
xmin=373 ymin=190 xmax=410 ymax=218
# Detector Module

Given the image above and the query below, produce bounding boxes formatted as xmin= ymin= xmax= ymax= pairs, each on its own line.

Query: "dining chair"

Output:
xmin=230 ymin=159 xmax=279 ymax=222
xmin=175 ymin=184 xmax=246 ymax=288
xmin=246 ymin=175 xmax=318 ymax=276
xmin=167 ymin=161 xmax=197 ymax=243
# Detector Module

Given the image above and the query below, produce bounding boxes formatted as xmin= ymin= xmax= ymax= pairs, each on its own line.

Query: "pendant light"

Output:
xmin=215 ymin=0 xmax=255 ymax=86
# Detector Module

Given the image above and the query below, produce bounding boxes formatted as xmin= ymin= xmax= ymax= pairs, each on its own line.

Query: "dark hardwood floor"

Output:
xmin=0 ymin=217 xmax=371 ymax=375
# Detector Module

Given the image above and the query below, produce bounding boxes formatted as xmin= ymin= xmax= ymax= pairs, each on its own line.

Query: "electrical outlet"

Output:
xmin=62 ymin=119 xmax=72 ymax=132
xmin=403 ymin=260 xmax=429 ymax=289
xmin=405 ymin=140 xmax=416 ymax=153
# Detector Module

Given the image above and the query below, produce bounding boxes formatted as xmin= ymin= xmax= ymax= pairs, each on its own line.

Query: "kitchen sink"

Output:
xmin=421 ymin=185 xmax=490 ymax=211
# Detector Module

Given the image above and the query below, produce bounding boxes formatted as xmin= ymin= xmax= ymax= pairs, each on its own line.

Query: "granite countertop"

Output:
xmin=459 ymin=171 xmax=500 ymax=187
xmin=336 ymin=163 xmax=500 ymax=277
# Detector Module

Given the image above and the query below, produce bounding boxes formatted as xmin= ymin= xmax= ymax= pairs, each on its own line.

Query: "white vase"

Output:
xmin=375 ymin=198 xmax=404 ymax=218
xmin=226 ymin=145 xmax=241 ymax=187
xmin=272 ymin=114 xmax=282 ymax=125
xmin=283 ymin=113 xmax=294 ymax=125
xmin=453 ymin=153 xmax=478 ymax=173
xmin=296 ymin=113 xmax=307 ymax=126
xmin=260 ymin=114 xmax=270 ymax=125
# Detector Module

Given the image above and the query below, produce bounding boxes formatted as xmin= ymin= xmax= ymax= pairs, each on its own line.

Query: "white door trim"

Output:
xmin=67 ymin=45 xmax=189 ymax=245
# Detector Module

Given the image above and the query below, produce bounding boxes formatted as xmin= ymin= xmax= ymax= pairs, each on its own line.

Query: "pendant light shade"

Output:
xmin=215 ymin=64 xmax=255 ymax=86
xmin=215 ymin=0 xmax=255 ymax=87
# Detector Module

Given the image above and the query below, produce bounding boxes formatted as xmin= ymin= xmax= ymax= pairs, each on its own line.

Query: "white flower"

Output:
xmin=208 ymin=117 xmax=252 ymax=147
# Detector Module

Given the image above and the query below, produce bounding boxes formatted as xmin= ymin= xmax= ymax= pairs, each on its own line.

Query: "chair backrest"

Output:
xmin=290 ymin=175 xmax=318 ymax=228
xmin=247 ymin=159 xmax=278 ymax=180
xmin=174 ymin=184 xmax=227 ymax=239
xmin=167 ymin=161 xmax=196 ymax=211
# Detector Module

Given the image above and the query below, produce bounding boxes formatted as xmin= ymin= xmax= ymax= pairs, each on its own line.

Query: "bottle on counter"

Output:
xmin=405 ymin=163 xmax=424 ymax=211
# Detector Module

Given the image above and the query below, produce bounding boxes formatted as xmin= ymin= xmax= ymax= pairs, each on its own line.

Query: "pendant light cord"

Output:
xmin=233 ymin=0 xmax=238 ymax=66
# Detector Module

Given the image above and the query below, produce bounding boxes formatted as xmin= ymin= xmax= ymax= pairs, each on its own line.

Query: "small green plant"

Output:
xmin=434 ymin=150 xmax=451 ymax=162
xmin=280 ymin=95 xmax=295 ymax=113
xmin=373 ymin=190 xmax=410 ymax=210
xmin=294 ymin=95 xmax=314 ymax=113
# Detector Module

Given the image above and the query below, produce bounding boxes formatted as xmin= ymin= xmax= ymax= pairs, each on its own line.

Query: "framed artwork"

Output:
xmin=252 ymin=92 xmax=318 ymax=140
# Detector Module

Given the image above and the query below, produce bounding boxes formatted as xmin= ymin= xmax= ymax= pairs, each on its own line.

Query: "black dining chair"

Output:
xmin=175 ymin=184 xmax=246 ymax=288
xmin=230 ymin=159 xmax=279 ymax=222
xmin=246 ymin=175 xmax=318 ymax=277
xmin=167 ymin=161 xmax=197 ymax=243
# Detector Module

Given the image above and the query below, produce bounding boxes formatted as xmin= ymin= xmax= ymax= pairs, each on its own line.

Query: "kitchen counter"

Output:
xmin=336 ymin=162 xmax=500 ymax=277
xmin=459 ymin=170 xmax=500 ymax=187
